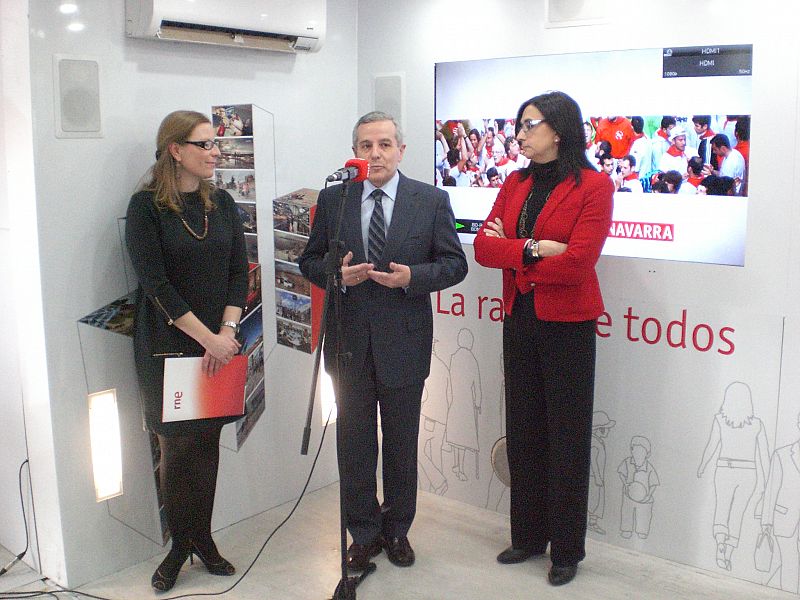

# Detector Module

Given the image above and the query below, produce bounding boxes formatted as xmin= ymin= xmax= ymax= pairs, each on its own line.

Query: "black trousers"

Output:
xmin=334 ymin=348 xmax=423 ymax=545
xmin=503 ymin=291 xmax=596 ymax=567
xmin=157 ymin=425 xmax=223 ymax=553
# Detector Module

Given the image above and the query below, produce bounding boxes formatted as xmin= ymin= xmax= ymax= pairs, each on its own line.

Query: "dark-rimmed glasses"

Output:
xmin=182 ymin=140 xmax=217 ymax=151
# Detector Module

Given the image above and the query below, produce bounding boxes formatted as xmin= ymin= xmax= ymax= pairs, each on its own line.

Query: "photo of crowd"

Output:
xmin=435 ymin=118 xmax=528 ymax=189
xmin=435 ymin=114 xmax=750 ymax=197
xmin=215 ymin=169 xmax=256 ymax=202
xmin=275 ymin=289 xmax=311 ymax=326
xmin=212 ymin=104 xmax=253 ymax=137
xmin=217 ymin=138 xmax=255 ymax=169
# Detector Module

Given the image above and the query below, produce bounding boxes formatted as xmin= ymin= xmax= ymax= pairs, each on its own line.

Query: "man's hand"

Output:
xmin=368 ymin=262 xmax=411 ymax=288
xmin=341 ymin=251 xmax=373 ymax=286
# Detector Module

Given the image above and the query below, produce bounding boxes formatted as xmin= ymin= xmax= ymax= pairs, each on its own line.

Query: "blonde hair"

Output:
xmin=141 ymin=110 xmax=215 ymax=213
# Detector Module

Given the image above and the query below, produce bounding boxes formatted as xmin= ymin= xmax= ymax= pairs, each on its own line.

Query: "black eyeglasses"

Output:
xmin=182 ymin=140 xmax=217 ymax=151
xmin=520 ymin=118 xmax=546 ymax=133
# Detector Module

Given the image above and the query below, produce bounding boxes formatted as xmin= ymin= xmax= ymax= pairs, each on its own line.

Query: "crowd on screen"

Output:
xmin=436 ymin=114 xmax=750 ymax=197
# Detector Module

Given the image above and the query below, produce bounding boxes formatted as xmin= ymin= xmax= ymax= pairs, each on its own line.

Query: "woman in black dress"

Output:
xmin=126 ymin=110 xmax=248 ymax=591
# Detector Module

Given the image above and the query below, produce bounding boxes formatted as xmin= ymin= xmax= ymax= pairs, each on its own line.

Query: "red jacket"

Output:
xmin=474 ymin=168 xmax=613 ymax=321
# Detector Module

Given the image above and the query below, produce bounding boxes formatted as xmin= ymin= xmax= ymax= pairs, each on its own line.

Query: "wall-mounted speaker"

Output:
xmin=373 ymin=74 xmax=404 ymax=129
xmin=53 ymin=55 xmax=103 ymax=138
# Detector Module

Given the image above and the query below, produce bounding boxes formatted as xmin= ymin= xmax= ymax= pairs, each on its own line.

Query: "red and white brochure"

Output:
xmin=162 ymin=355 xmax=247 ymax=423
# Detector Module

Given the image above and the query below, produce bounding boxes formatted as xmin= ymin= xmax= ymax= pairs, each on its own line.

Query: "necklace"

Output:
xmin=180 ymin=212 xmax=209 ymax=240
xmin=517 ymin=189 xmax=551 ymax=239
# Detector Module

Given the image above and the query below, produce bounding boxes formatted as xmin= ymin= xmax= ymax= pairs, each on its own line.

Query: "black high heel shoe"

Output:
xmin=191 ymin=541 xmax=236 ymax=576
xmin=151 ymin=545 xmax=191 ymax=592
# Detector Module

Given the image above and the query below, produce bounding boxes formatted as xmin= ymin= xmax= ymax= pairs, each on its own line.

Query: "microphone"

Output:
xmin=326 ymin=158 xmax=370 ymax=183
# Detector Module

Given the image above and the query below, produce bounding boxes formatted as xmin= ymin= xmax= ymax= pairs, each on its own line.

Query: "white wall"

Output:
xmin=12 ymin=0 xmax=358 ymax=586
xmin=0 ymin=0 xmax=54 ymax=575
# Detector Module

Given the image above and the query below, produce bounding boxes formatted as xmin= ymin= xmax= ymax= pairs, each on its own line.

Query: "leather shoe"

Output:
xmin=496 ymin=545 xmax=540 ymax=564
xmin=347 ymin=538 xmax=382 ymax=571
xmin=548 ymin=564 xmax=577 ymax=586
xmin=382 ymin=536 xmax=415 ymax=567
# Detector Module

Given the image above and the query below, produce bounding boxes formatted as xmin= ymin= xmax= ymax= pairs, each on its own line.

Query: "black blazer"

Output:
xmin=299 ymin=173 xmax=467 ymax=388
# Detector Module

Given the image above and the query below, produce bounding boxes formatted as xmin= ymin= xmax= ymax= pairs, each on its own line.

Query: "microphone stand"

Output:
xmin=300 ymin=181 xmax=376 ymax=599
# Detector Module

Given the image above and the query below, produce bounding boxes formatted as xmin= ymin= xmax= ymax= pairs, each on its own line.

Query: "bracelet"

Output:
xmin=221 ymin=320 xmax=240 ymax=334
xmin=525 ymin=238 xmax=541 ymax=261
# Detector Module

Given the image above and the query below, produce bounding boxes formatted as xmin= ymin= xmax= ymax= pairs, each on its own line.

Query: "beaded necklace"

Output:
xmin=179 ymin=212 xmax=209 ymax=240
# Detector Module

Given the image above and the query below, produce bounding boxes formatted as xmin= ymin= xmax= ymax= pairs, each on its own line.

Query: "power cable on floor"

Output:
xmin=0 ymin=460 xmax=31 ymax=578
xmin=0 ymin=407 xmax=335 ymax=600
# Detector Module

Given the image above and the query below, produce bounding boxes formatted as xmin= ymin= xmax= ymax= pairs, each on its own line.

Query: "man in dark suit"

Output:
xmin=299 ymin=111 xmax=467 ymax=570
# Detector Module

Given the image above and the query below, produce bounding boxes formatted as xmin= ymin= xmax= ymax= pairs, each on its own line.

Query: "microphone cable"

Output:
xmin=0 ymin=407 xmax=336 ymax=600
xmin=0 ymin=460 xmax=30 ymax=578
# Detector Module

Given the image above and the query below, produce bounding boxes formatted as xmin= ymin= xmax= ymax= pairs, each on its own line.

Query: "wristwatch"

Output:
xmin=221 ymin=320 xmax=240 ymax=334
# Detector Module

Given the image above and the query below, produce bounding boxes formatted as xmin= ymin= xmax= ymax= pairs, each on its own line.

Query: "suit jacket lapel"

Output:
xmin=791 ymin=441 xmax=800 ymax=474
xmin=381 ymin=173 xmax=420 ymax=263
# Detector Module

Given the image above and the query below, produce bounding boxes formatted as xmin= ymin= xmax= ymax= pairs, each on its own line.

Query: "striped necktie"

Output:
xmin=367 ymin=189 xmax=386 ymax=264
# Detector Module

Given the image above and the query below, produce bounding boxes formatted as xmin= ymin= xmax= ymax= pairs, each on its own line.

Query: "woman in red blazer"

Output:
xmin=474 ymin=91 xmax=613 ymax=586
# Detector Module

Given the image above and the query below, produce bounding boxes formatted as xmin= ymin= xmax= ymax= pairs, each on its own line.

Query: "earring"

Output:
xmin=554 ymin=137 xmax=560 ymax=143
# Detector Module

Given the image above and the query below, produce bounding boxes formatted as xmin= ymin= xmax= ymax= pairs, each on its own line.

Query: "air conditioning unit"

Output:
xmin=125 ymin=0 xmax=325 ymax=53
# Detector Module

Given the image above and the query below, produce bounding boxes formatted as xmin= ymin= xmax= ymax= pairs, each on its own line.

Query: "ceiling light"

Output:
xmin=59 ymin=3 xmax=78 ymax=14
xmin=67 ymin=22 xmax=85 ymax=32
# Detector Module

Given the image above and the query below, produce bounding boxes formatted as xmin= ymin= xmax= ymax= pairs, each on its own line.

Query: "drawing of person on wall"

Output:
xmin=618 ymin=436 xmax=660 ymax=539
xmin=697 ymin=381 xmax=770 ymax=571
xmin=445 ymin=328 xmax=483 ymax=481
xmin=588 ymin=411 xmax=616 ymax=535
xmin=418 ymin=338 xmax=451 ymax=496
xmin=759 ymin=411 xmax=800 ymax=593
xmin=486 ymin=353 xmax=507 ymax=511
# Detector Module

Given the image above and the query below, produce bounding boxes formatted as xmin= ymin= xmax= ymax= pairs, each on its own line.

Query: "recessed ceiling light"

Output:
xmin=67 ymin=21 xmax=85 ymax=32
xmin=59 ymin=3 xmax=78 ymax=14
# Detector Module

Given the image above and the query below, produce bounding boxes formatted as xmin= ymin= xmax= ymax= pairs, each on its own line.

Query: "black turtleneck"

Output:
xmin=516 ymin=159 xmax=562 ymax=240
